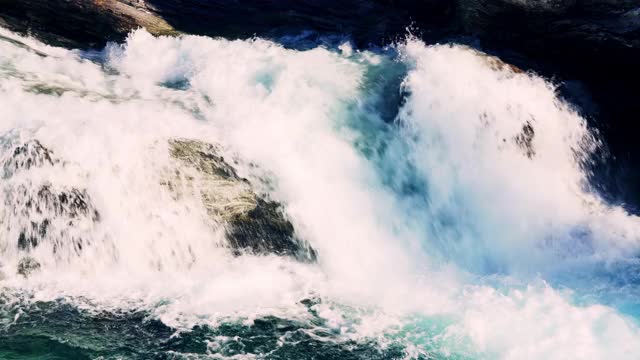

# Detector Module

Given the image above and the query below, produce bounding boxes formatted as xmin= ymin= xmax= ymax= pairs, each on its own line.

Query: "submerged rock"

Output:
xmin=0 ymin=139 xmax=100 ymax=256
xmin=6 ymin=184 xmax=100 ymax=252
xmin=16 ymin=256 xmax=40 ymax=277
xmin=167 ymin=139 xmax=316 ymax=261
xmin=2 ymin=0 xmax=637 ymax=207
xmin=514 ymin=121 xmax=536 ymax=158
xmin=2 ymin=139 xmax=58 ymax=178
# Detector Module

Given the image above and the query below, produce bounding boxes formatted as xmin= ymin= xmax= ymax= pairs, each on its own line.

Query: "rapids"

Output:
xmin=0 ymin=27 xmax=639 ymax=359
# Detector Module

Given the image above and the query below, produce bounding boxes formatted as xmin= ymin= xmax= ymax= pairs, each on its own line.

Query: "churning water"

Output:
xmin=1 ymin=27 xmax=640 ymax=359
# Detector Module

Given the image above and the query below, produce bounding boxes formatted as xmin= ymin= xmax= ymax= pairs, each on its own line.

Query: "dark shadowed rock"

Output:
xmin=226 ymin=198 xmax=304 ymax=258
xmin=16 ymin=256 xmax=40 ymax=277
xmin=7 ymin=184 xmax=100 ymax=252
xmin=0 ymin=0 xmax=454 ymax=49
xmin=167 ymin=139 xmax=316 ymax=261
xmin=514 ymin=121 xmax=536 ymax=159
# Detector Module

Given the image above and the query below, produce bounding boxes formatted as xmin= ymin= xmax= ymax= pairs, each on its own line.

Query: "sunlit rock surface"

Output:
xmin=167 ymin=139 xmax=317 ymax=261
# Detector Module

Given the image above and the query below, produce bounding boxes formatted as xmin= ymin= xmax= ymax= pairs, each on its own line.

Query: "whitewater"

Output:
xmin=1 ymin=26 xmax=640 ymax=359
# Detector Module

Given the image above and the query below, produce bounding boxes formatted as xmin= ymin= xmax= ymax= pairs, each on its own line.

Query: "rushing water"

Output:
xmin=1 ymin=27 xmax=640 ymax=359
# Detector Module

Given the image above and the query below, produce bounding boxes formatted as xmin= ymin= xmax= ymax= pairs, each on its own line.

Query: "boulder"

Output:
xmin=166 ymin=139 xmax=316 ymax=261
xmin=0 ymin=140 xmax=100 ymax=256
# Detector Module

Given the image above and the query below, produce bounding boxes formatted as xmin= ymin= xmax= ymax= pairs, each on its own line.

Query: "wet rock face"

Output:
xmin=0 ymin=140 xmax=100 ymax=257
xmin=167 ymin=139 xmax=316 ymax=261
xmin=0 ymin=0 xmax=176 ymax=48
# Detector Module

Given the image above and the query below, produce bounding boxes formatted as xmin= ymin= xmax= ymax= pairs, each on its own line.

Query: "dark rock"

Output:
xmin=6 ymin=184 xmax=99 ymax=252
xmin=226 ymin=198 xmax=316 ymax=259
xmin=456 ymin=0 xmax=640 ymax=75
xmin=0 ymin=0 xmax=176 ymax=48
xmin=1 ymin=140 xmax=100 ymax=255
xmin=16 ymin=256 xmax=40 ymax=277
xmin=0 ymin=0 xmax=454 ymax=49
xmin=455 ymin=0 xmax=640 ymax=207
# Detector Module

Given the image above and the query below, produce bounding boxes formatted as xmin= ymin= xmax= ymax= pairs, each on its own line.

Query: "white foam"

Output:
xmin=396 ymin=42 xmax=640 ymax=274
xmin=1 ymin=28 xmax=639 ymax=359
